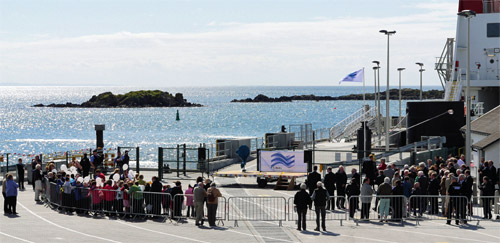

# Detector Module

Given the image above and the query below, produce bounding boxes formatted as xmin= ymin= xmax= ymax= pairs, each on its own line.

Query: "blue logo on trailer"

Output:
xmin=270 ymin=152 xmax=295 ymax=168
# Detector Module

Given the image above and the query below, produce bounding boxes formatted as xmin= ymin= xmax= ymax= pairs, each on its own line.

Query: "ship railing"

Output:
xmin=472 ymin=102 xmax=484 ymax=116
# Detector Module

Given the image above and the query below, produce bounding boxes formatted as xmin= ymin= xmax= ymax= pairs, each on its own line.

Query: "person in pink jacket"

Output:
xmin=185 ymin=184 xmax=194 ymax=218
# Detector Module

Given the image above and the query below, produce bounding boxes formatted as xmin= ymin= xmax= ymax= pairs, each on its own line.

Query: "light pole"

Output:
xmin=397 ymin=68 xmax=405 ymax=129
xmin=458 ymin=9 xmax=476 ymax=165
xmin=380 ymin=30 xmax=396 ymax=160
xmin=372 ymin=61 xmax=381 ymax=145
xmin=416 ymin=62 xmax=424 ymax=101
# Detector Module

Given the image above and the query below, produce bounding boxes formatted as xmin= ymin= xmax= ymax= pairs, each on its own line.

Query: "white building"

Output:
xmin=461 ymin=105 xmax=500 ymax=166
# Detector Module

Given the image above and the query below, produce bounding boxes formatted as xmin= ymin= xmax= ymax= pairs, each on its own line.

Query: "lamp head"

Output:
xmin=415 ymin=62 xmax=424 ymax=67
xmin=380 ymin=30 xmax=396 ymax=35
xmin=457 ymin=10 xmax=476 ymax=18
xmin=447 ymin=109 xmax=454 ymax=115
xmin=372 ymin=61 xmax=380 ymax=66
xmin=397 ymin=68 xmax=405 ymax=71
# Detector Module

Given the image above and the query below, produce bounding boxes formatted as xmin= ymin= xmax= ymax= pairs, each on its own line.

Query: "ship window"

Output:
xmin=487 ymin=23 xmax=500 ymax=37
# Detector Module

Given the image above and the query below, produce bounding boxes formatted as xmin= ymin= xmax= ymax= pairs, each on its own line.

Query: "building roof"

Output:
xmin=461 ymin=105 xmax=500 ymax=136
xmin=472 ymin=131 xmax=500 ymax=149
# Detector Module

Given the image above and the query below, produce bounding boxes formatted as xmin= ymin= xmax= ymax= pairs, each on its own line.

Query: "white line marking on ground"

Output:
xmin=114 ymin=220 xmax=207 ymax=243
xmin=18 ymin=202 xmax=121 ymax=243
xmin=428 ymin=221 xmax=500 ymax=240
xmin=0 ymin=231 xmax=35 ymax=243
xmin=225 ymin=229 xmax=293 ymax=242
xmin=383 ymin=227 xmax=496 ymax=243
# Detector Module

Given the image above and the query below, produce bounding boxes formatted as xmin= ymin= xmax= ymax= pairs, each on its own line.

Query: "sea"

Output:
xmin=0 ymin=86 xmax=439 ymax=167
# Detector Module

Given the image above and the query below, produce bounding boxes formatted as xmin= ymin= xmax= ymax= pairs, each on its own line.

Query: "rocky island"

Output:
xmin=33 ymin=90 xmax=202 ymax=108
xmin=231 ymin=88 xmax=444 ymax=102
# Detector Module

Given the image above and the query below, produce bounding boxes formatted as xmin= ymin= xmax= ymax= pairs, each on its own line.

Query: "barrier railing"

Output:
xmin=348 ymin=195 xmax=407 ymax=225
xmin=41 ymin=183 xmax=499 ymax=227
xmin=287 ymin=196 xmax=347 ymax=226
xmin=130 ymin=191 xmax=171 ymax=221
xmin=171 ymin=194 xmax=227 ymax=225
xmin=470 ymin=196 xmax=500 ymax=225
xmin=228 ymin=196 xmax=287 ymax=227
xmin=408 ymin=195 xmax=469 ymax=225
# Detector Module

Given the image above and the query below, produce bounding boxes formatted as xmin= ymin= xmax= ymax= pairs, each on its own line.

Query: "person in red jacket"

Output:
xmin=103 ymin=180 xmax=117 ymax=216
xmin=89 ymin=181 xmax=103 ymax=216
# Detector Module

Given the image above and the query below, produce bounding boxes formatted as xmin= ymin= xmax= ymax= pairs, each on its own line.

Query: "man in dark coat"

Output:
xmin=346 ymin=179 xmax=360 ymax=219
xmin=323 ymin=167 xmax=336 ymax=210
xmin=427 ymin=172 xmax=440 ymax=214
xmin=335 ymin=166 xmax=347 ymax=209
xmin=170 ymin=181 xmax=184 ymax=218
xmin=351 ymin=168 xmax=360 ymax=186
xmin=80 ymin=153 xmax=91 ymax=178
xmin=306 ymin=166 xmax=321 ymax=196
xmin=311 ymin=182 xmax=329 ymax=231
xmin=294 ymin=183 xmax=312 ymax=231
xmin=362 ymin=156 xmax=377 ymax=187
xmin=462 ymin=170 xmax=473 ymax=216
xmin=446 ymin=176 xmax=462 ymax=225
xmin=150 ymin=176 xmax=163 ymax=216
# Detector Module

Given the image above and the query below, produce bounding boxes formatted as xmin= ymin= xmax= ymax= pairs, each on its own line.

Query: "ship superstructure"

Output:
xmin=438 ymin=0 xmax=500 ymax=116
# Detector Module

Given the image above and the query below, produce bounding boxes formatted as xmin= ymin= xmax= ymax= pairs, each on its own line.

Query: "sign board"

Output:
xmin=259 ymin=151 xmax=307 ymax=173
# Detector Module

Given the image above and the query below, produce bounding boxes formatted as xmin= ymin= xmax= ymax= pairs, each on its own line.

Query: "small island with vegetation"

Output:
xmin=33 ymin=90 xmax=202 ymax=108
xmin=231 ymin=88 xmax=444 ymax=102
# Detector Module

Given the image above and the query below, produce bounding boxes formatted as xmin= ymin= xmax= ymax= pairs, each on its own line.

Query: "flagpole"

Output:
xmin=363 ymin=67 xmax=367 ymax=160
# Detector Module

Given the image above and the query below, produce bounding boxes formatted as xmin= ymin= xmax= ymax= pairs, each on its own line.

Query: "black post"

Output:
xmin=66 ymin=151 xmax=69 ymax=166
xmin=95 ymin=124 xmax=105 ymax=149
xmin=183 ymin=144 xmax=187 ymax=176
xmin=312 ymin=131 xmax=315 ymax=164
xmin=176 ymin=144 xmax=180 ymax=178
xmin=6 ymin=153 xmax=9 ymax=174
xmin=136 ymin=147 xmax=140 ymax=174
xmin=158 ymin=147 xmax=163 ymax=180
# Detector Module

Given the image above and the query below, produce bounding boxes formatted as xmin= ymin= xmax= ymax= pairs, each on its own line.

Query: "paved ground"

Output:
xmin=1 ymin=141 xmax=499 ymax=242
xmin=2 ymin=158 xmax=500 ymax=243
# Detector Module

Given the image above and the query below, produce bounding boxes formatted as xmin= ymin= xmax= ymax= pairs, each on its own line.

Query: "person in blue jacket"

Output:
xmin=5 ymin=173 xmax=19 ymax=215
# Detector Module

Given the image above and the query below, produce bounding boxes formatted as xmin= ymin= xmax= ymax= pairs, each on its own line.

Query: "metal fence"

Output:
xmin=41 ymin=181 xmax=500 ymax=226
xmin=347 ymin=195 xmax=407 ymax=225
xmin=227 ymin=196 xmax=287 ymax=226
xmin=287 ymin=196 xmax=347 ymax=226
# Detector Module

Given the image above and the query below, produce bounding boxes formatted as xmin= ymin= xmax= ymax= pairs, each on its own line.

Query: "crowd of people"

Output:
xmin=3 ymin=150 xmax=223 ymax=228
xmin=293 ymin=154 xmax=498 ymax=231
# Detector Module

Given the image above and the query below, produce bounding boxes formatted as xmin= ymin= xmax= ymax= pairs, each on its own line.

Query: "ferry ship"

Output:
xmin=436 ymin=0 xmax=500 ymax=166
xmin=438 ymin=0 xmax=500 ymax=114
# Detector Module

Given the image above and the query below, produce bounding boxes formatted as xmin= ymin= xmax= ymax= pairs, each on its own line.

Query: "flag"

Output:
xmin=339 ymin=68 xmax=364 ymax=84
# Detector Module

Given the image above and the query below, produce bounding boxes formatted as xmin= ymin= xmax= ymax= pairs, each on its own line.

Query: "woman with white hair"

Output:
xmin=377 ymin=177 xmax=393 ymax=222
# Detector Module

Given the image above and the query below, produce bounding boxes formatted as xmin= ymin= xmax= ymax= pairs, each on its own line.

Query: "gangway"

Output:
xmin=329 ymin=105 xmax=378 ymax=142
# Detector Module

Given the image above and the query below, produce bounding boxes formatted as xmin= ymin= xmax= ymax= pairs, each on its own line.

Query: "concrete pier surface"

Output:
xmin=2 ymin=140 xmax=499 ymax=242
xmin=2 ymin=159 xmax=500 ymax=243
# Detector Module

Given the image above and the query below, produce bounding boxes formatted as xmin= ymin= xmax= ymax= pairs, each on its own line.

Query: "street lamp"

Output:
xmin=372 ymin=60 xmax=381 ymax=145
xmin=415 ymin=62 xmax=424 ymax=101
xmin=380 ymin=29 xmax=396 ymax=160
xmin=397 ymin=68 xmax=405 ymax=129
xmin=458 ymin=9 xmax=476 ymax=165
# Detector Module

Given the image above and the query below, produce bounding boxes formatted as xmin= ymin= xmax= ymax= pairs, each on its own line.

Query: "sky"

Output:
xmin=0 ymin=0 xmax=459 ymax=87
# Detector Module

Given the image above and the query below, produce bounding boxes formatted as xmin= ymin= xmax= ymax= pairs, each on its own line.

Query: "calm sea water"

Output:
xmin=0 ymin=86 xmax=439 ymax=164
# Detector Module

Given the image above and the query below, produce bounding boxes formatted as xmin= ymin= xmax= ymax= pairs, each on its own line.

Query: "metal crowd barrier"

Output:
xmin=171 ymin=194 xmax=227 ymax=225
xmin=348 ymin=195 xmax=407 ymax=225
xmin=470 ymin=196 xmax=500 ymax=225
xmin=287 ymin=196 xmax=347 ymax=226
xmin=408 ymin=195 xmax=469 ymax=225
xmin=228 ymin=196 xmax=287 ymax=227
xmin=129 ymin=191 xmax=171 ymax=221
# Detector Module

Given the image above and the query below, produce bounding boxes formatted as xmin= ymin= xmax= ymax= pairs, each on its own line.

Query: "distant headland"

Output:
xmin=33 ymin=90 xmax=202 ymax=108
xmin=231 ymin=88 xmax=444 ymax=102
